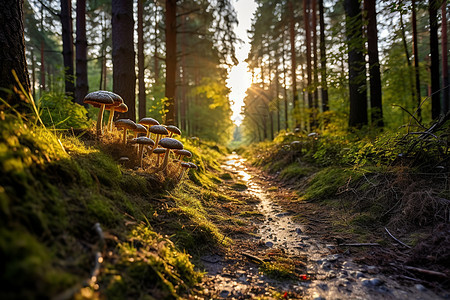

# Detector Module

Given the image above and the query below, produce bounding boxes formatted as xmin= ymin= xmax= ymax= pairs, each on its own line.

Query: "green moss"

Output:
xmin=279 ymin=163 xmax=315 ymax=180
xmin=302 ymin=167 xmax=360 ymax=201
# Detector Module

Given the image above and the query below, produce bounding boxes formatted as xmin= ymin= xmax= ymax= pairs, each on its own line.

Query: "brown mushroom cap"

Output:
xmin=181 ymin=162 xmax=190 ymax=168
xmin=149 ymin=125 xmax=169 ymax=135
xmin=153 ymin=148 xmax=167 ymax=154
xmin=159 ymin=137 xmax=183 ymax=150
xmin=104 ymin=91 xmax=123 ymax=106
xmin=174 ymin=149 xmax=192 ymax=158
xmin=83 ymin=91 xmax=114 ymax=107
xmin=188 ymin=162 xmax=198 ymax=169
xmin=139 ymin=117 xmax=160 ymax=126
xmin=133 ymin=136 xmax=155 ymax=146
xmin=134 ymin=124 xmax=148 ymax=135
xmin=165 ymin=125 xmax=181 ymax=136
xmin=115 ymin=103 xmax=128 ymax=113
xmin=115 ymin=119 xmax=137 ymax=130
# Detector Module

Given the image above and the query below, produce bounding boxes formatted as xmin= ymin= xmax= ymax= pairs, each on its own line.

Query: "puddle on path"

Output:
xmin=200 ymin=153 xmax=444 ymax=300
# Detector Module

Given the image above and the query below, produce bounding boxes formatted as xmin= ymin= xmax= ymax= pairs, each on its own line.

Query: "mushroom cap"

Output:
xmin=115 ymin=119 xmax=137 ymax=130
xmin=153 ymin=148 xmax=167 ymax=154
xmin=83 ymin=91 xmax=114 ymax=107
xmin=174 ymin=149 xmax=192 ymax=158
xmin=188 ymin=162 xmax=198 ymax=169
xmin=115 ymin=103 xmax=128 ymax=113
xmin=134 ymin=124 xmax=148 ymax=134
xmin=165 ymin=125 xmax=181 ymax=136
xmin=159 ymin=137 xmax=183 ymax=150
xmin=180 ymin=162 xmax=191 ymax=168
xmin=139 ymin=117 xmax=160 ymax=126
xmin=132 ymin=136 xmax=155 ymax=146
xmin=149 ymin=125 xmax=169 ymax=135
xmin=103 ymin=91 xmax=123 ymax=106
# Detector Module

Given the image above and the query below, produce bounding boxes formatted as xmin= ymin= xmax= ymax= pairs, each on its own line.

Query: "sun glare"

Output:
xmin=228 ymin=62 xmax=253 ymax=126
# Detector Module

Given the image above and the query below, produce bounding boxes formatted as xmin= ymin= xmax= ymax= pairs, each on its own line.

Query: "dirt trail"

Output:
xmin=195 ymin=154 xmax=444 ymax=299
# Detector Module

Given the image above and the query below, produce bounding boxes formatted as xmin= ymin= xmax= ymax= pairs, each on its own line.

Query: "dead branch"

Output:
xmin=241 ymin=252 xmax=264 ymax=264
xmin=384 ymin=227 xmax=412 ymax=249
xmin=340 ymin=243 xmax=381 ymax=247
xmin=402 ymin=265 xmax=448 ymax=278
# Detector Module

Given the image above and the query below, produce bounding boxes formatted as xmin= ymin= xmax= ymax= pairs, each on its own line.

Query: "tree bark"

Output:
xmin=429 ymin=0 xmax=441 ymax=119
xmin=112 ymin=0 xmax=136 ymax=121
xmin=289 ymin=0 xmax=298 ymax=126
xmin=0 ymin=0 xmax=31 ymax=113
xmin=364 ymin=0 xmax=383 ymax=127
xmin=60 ymin=0 xmax=75 ymax=98
xmin=442 ymin=3 xmax=449 ymax=114
xmin=319 ymin=0 xmax=329 ymax=112
xmin=412 ymin=0 xmax=422 ymax=121
xmin=165 ymin=0 xmax=177 ymax=125
xmin=345 ymin=0 xmax=368 ymax=128
xmin=282 ymin=29 xmax=289 ymax=130
xmin=76 ymin=0 xmax=88 ymax=106
xmin=303 ymin=0 xmax=312 ymax=116
xmin=312 ymin=0 xmax=319 ymax=124
xmin=40 ymin=41 xmax=45 ymax=95
xmin=138 ymin=0 xmax=146 ymax=120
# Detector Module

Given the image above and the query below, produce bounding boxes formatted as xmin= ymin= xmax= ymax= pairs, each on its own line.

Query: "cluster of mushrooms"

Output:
xmin=84 ymin=90 xmax=198 ymax=181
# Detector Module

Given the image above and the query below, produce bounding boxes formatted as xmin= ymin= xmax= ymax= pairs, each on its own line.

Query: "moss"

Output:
xmin=302 ymin=167 xmax=360 ymax=201
xmin=279 ymin=163 xmax=315 ymax=180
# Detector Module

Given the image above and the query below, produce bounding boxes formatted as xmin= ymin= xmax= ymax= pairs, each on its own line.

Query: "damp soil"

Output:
xmin=194 ymin=153 xmax=449 ymax=299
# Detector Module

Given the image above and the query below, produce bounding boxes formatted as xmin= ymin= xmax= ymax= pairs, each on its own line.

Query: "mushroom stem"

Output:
xmin=96 ymin=105 xmax=106 ymax=138
xmin=178 ymin=167 xmax=187 ymax=181
xmin=160 ymin=149 xmax=171 ymax=174
xmin=107 ymin=107 xmax=115 ymax=131
xmin=138 ymin=145 xmax=144 ymax=168
xmin=150 ymin=134 xmax=160 ymax=154
xmin=122 ymin=129 xmax=128 ymax=145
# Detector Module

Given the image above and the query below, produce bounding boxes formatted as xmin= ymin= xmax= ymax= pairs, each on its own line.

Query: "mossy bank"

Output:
xmin=0 ymin=112 xmax=231 ymax=299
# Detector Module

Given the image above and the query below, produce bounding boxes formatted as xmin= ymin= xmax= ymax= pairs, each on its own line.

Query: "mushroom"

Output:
xmin=148 ymin=125 xmax=169 ymax=155
xmin=130 ymin=136 xmax=155 ymax=168
xmin=165 ymin=125 xmax=181 ymax=137
xmin=139 ymin=118 xmax=160 ymax=138
xmin=83 ymin=91 xmax=114 ymax=138
xmin=134 ymin=124 xmax=148 ymax=138
xmin=178 ymin=162 xmax=198 ymax=181
xmin=158 ymin=137 xmax=183 ymax=174
xmin=104 ymin=91 xmax=124 ymax=131
xmin=152 ymin=148 xmax=167 ymax=168
xmin=114 ymin=119 xmax=137 ymax=145
xmin=173 ymin=149 xmax=192 ymax=173
xmin=111 ymin=103 xmax=128 ymax=130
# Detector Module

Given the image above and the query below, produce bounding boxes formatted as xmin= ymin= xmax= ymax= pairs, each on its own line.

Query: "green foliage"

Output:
xmin=37 ymin=93 xmax=90 ymax=129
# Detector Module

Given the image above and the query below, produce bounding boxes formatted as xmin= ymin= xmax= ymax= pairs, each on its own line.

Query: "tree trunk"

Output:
xmin=76 ymin=0 xmax=88 ymax=106
xmin=289 ymin=0 xmax=298 ymax=126
xmin=312 ymin=0 xmax=319 ymax=125
xmin=282 ymin=30 xmax=289 ymax=130
xmin=112 ymin=0 xmax=136 ymax=121
xmin=138 ymin=0 xmax=146 ymax=120
xmin=303 ymin=0 xmax=312 ymax=118
xmin=31 ymin=50 xmax=36 ymax=99
xmin=319 ymin=0 xmax=329 ymax=112
xmin=345 ymin=0 xmax=368 ymax=128
xmin=40 ymin=41 xmax=45 ymax=95
xmin=400 ymin=9 xmax=416 ymax=112
xmin=429 ymin=0 xmax=441 ymax=119
xmin=412 ymin=0 xmax=422 ymax=121
xmin=364 ymin=0 xmax=383 ymax=127
xmin=60 ymin=0 xmax=75 ymax=98
xmin=442 ymin=3 xmax=449 ymax=114
xmin=0 ymin=0 xmax=31 ymax=113
xmin=165 ymin=0 xmax=177 ymax=125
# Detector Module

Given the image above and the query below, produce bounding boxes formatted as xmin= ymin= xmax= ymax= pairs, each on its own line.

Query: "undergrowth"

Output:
xmin=0 ymin=106 xmax=232 ymax=299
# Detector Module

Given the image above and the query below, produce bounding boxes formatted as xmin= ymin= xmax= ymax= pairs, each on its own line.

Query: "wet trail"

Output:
xmin=198 ymin=154 xmax=442 ymax=299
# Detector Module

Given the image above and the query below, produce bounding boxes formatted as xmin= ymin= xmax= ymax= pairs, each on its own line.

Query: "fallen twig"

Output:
xmin=241 ymin=252 xmax=264 ymax=264
xmin=340 ymin=243 xmax=381 ymax=247
xmin=384 ymin=227 xmax=412 ymax=249
xmin=402 ymin=265 xmax=448 ymax=278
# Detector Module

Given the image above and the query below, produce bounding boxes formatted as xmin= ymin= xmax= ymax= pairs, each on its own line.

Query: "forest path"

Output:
xmin=194 ymin=153 xmax=441 ymax=299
